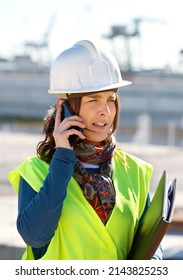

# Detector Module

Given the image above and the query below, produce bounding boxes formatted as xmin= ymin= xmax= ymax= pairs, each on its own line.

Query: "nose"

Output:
xmin=98 ymin=101 xmax=110 ymax=116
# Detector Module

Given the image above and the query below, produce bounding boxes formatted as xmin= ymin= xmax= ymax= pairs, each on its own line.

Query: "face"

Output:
xmin=79 ymin=90 xmax=117 ymax=145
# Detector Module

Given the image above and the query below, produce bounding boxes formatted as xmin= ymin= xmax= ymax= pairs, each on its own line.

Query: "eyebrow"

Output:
xmin=86 ymin=92 xmax=117 ymax=99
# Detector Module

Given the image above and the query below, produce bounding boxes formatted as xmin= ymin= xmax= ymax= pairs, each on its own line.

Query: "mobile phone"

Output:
xmin=54 ymin=101 xmax=83 ymax=146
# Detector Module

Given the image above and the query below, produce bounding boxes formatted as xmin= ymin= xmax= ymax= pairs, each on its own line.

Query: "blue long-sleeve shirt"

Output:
xmin=17 ymin=147 xmax=162 ymax=260
xmin=17 ymin=148 xmax=76 ymax=258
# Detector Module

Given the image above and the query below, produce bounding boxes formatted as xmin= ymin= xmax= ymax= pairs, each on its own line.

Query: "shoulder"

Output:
xmin=114 ymin=147 xmax=153 ymax=175
xmin=15 ymin=155 xmax=49 ymax=178
xmin=113 ymin=148 xmax=153 ymax=207
xmin=25 ymin=155 xmax=49 ymax=171
xmin=8 ymin=155 xmax=49 ymax=193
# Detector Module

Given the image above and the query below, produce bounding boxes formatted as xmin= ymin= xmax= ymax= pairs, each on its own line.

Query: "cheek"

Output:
xmin=79 ymin=102 xmax=117 ymax=121
xmin=79 ymin=109 xmax=87 ymax=121
xmin=110 ymin=104 xmax=117 ymax=119
xmin=79 ymin=107 xmax=91 ymax=124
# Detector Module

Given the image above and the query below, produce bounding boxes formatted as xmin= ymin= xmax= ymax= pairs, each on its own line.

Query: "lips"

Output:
xmin=93 ymin=122 xmax=106 ymax=127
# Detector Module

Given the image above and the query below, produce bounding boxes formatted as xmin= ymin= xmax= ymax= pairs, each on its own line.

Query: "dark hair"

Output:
xmin=37 ymin=93 xmax=120 ymax=163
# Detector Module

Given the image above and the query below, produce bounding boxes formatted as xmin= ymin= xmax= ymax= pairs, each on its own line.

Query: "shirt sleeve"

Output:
xmin=17 ymin=147 xmax=76 ymax=251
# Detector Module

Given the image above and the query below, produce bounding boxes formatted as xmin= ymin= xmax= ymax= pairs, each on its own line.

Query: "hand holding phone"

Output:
xmin=61 ymin=101 xmax=83 ymax=146
xmin=54 ymin=101 xmax=84 ymax=146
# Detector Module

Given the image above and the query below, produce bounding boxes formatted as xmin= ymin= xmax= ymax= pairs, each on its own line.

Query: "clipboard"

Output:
xmin=128 ymin=170 xmax=177 ymax=260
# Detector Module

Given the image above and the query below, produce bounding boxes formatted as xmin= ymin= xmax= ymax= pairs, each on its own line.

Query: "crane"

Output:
xmin=104 ymin=17 xmax=165 ymax=71
xmin=24 ymin=13 xmax=56 ymax=62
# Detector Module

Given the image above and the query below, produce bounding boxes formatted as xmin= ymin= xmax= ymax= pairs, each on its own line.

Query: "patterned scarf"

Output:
xmin=73 ymin=138 xmax=116 ymax=224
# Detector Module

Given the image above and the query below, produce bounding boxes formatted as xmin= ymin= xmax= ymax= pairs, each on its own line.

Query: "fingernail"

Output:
xmin=56 ymin=99 xmax=62 ymax=106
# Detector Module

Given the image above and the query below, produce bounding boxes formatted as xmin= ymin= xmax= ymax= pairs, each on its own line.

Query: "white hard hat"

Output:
xmin=48 ymin=40 xmax=131 ymax=98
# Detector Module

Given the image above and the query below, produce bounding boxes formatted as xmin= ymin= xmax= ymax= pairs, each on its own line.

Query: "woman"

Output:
xmin=8 ymin=40 xmax=162 ymax=260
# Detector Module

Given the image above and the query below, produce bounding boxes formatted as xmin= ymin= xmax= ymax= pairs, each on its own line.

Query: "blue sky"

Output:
xmin=0 ymin=0 xmax=183 ymax=71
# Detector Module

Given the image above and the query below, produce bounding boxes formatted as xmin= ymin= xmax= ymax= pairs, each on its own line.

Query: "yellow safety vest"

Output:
xmin=8 ymin=148 xmax=153 ymax=260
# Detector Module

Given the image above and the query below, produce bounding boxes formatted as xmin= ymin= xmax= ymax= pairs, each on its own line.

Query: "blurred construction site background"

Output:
xmin=0 ymin=0 xmax=182 ymax=259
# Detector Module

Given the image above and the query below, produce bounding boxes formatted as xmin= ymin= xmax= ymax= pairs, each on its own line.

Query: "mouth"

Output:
xmin=84 ymin=122 xmax=110 ymax=133
xmin=93 ymin=122 xmax=107 ymax=127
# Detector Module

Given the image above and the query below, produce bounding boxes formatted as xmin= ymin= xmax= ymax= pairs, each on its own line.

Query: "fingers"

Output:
xmin=53 ymin=100 xmax=86 ymax=148
xmin=62 ymin=126 xmax=86 ymax=141
xmin=53 ymin=119 xmax=85 ymax=149
xmin=56 ymin=99 xmax=63 ymax=107
xmin=54 ymin=99 xmax=64 ymax=128
xmin=60 ymin=116 xmax=86 ymax=131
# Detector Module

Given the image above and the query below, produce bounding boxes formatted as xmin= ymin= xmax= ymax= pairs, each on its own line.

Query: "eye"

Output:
xmin=87 ymin=98 xmax=96 ymax=102
xmin=108 ymin=94 xmax=116 ymax=102
xmin=108 ymin=98 xmax=116 ymax=102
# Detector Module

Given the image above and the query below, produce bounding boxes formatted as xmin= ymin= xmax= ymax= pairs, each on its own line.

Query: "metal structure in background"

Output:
xmin=0 ymin=17 xmax=182 ymax=147
xmin=104 ymin=17 xmax=166 ymax=71
xmin=23 ymin=13 xmax=56 ymax=63
xmin=0 ymin=68 xmax=182 ymax=147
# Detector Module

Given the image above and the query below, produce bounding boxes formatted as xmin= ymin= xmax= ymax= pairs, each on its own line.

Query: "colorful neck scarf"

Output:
xmin=73 ymin=138 xmax=116 ymax=224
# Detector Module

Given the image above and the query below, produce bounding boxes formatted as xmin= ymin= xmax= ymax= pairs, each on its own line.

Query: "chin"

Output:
xmin=84 ymin=135 xmax=108 ymax=146
xmin=83 ymin=129 xmax=110 ymax=144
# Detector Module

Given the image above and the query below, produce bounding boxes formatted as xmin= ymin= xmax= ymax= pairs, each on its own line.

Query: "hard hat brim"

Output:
xmin=48 ymin=80 xmax=132 ymax=98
